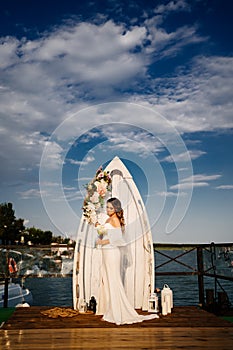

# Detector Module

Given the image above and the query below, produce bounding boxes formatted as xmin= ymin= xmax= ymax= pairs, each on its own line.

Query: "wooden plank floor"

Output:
xmin=2 ymin=306 xmax=233 ymax=329
xmin=1 ymin=307 xmax=233 ymax=349
xmin=1 ymin=327 xmax=233 ymax=350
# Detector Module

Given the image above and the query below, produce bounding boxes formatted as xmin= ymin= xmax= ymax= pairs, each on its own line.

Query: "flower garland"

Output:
xmin=82 ymin=166 xmax=112 ymax=225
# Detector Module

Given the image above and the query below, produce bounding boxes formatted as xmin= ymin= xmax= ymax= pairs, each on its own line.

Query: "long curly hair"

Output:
xmin=107 ymin=197 xmax=125 ymax=233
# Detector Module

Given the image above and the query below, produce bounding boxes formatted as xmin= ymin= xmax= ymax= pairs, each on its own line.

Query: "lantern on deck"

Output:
xmin=148 ymin=292 xmax=159 ymax=313
xmin=89 ymin=296 xmax=97 ymax=314
xmin=161 ymin=284 xmax=173 ymax=316
xmin=79 ymin=298 xmax=87 ymax=313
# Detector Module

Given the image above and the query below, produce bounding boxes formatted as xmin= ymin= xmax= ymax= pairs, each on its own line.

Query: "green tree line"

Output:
xmin=0 ymin=202 xmax=70 ymax=245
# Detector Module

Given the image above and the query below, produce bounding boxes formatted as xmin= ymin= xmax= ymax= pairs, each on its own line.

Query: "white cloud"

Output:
xmin=0 ymin=20 xmax=149 ymax=184
xmin=215 ymin=185 xmax=233 ymax=190
xmin=40 ymin=181 xmax=60 ymax=187
xmin=145 ymin=24 xmax=207 ymax=59
xmin=163 ymin=150 xmax=206 ymax=163
xmin=181 ymin=174 xmax=222 ymax=183
xmin=97 ymin=125 xmax=164 ymax=157
xmin=63 ymin=186 xmax=77 ymax=191
xmin=144 ymin=0 xmax=206 ymax=59
xmin=65 ymin=192 xmax=83 ymax=202
xmin=42 ymin=141 xmax=64 ymax=170
xmin=0 ymin=12 xmax=232 ymax=195
xmin=141 ymin=55 xmax=233 ymax=132
xmin=0 ymin=130 xmax=48 ymax=183
xmin=19 ymin=20 xmax=148 ymax=93
xmin=49 ymin=190 xmax=83 ymax=203
xmin=76 ymin=177 xmax=93 ymax=182
xmin=156 ymin=190 xmax=186 ymax=197
xmin=18 ymin=188 xmax=47 ymax=199
xmin=170 ymin=181 xmax=208 ymax=190
xmin=154 ymin=0 xmax=189 ymax=14
xmin=0 ymin=3 xmax=231 ymax=242
xmin=0 ymin=37 xmax=20 ymax=68
xmin=170 ymin=173 xmax=222 ymax=191
xmin=67 ymin=155 xmax=95 ymax=165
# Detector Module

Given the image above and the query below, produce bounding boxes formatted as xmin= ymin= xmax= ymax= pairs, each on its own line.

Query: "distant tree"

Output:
xmin=51 ymin=235 xmax=71 ymax=244
xmin=0 ymin=203 xmax=25 ymax=244
xmin=27 ymin=227 xmax=53 ymax=245
xmin=0 ymin=202 xmax=70 ymax=245
xmin=51 ymin=235 xmax=62 ymax=244
xmin=14 ymin=218 xmax=26 ymax=242
xmin=42 ymin=230 xmax=53 ymax=245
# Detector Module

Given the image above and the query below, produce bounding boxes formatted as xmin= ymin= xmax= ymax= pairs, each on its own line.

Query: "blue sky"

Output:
xmin=0 ymin=0 xmax=232 ymax=243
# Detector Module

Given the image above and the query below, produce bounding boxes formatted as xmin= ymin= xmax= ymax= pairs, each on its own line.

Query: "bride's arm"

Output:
xmin=96 ymin=238 xmax=110 ymax=245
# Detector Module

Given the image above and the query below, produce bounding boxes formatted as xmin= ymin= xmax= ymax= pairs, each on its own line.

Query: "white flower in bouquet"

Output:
xmin=90 ymin=191 xmax=99 ymax=204
xmin=95 ymin=180 xmax=107 ymax=197
xmin=90 ymin=212 xmax=97 ymax=224
xmin=87 ymin=202 xmax=95 ymax=212
xmin=96 ymin=224 xmax=108 ymax=238
xmin=95 ymin=202 xmax=101 ymax=210
xmin=82 ymin=166 xmax=112 ymax=225
xmin=87 ymin=184 xmax=93 ymax=191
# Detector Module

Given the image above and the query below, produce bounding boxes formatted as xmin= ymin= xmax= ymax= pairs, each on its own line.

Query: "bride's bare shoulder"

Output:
xmin=108 ymin=217 xmax=121 ymax=228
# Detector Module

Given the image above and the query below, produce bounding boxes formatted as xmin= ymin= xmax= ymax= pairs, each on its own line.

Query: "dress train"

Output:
xmin=98 ymin=224 xmax=159 ymax=325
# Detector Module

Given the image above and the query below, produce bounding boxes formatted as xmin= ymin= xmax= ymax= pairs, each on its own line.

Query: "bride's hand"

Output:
xmin=96 ymin=238 xmax=103 ymax=245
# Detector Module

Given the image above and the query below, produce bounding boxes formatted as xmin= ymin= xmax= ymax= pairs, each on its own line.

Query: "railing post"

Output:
xmin=3 ymin=277 xmax=9 ymax=308
xmin=197 ymin=246 xmax=205 ymax=307
xmin=3 ymin=247 xmax=9 ymax=308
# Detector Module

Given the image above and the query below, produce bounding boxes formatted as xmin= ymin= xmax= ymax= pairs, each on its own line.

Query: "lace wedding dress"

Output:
xmin=97 ymin=223 xmax=159 ymax=325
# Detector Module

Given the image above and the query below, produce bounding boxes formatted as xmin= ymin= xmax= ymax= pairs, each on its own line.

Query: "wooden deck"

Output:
xmin=1 ymin=306 xmax=233 ymax=349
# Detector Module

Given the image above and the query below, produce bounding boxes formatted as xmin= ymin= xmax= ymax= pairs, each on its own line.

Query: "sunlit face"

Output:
xmin=106 ymin=203 xmax=115 ymax=216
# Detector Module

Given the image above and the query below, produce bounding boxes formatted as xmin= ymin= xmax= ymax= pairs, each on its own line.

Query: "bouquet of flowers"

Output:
xmin=82 ymin=166 xmax=112 ymax=225
xmin=96 ymin=224 xmax=108 ymax=239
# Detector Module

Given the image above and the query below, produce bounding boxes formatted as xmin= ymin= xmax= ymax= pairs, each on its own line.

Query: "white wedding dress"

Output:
xmin=97 ymin=223 xmax=159 ymax=325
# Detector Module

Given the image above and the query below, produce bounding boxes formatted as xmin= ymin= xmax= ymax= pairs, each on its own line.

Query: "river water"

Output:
xmin=21 ymin=249 xmax=233 ymax=307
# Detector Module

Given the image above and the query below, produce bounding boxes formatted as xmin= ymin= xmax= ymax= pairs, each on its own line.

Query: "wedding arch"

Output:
xmin=72 ymin=156 xmax=155 ymax=312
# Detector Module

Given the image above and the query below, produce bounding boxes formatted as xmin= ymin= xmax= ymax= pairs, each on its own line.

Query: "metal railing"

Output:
xmin=1 ymin=242 xmax=232 ymax=311
xmin=154 ymin=242 xmax=233 ymax=313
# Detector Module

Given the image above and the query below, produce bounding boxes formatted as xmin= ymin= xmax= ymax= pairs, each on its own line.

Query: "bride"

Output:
xmin=95 ymin=197 xmax=159 ymax=325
